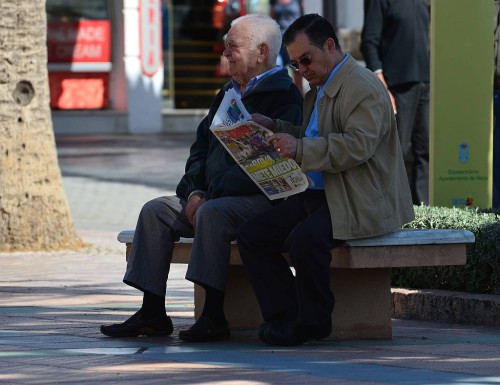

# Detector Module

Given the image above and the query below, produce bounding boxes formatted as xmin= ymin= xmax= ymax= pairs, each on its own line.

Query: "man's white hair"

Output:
xmin=231 ymin=14 xmax=281 ymax=66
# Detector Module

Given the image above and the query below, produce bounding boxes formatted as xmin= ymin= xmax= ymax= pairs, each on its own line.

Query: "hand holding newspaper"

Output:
xmin=210 ymin=89 xmax=309 ymax=200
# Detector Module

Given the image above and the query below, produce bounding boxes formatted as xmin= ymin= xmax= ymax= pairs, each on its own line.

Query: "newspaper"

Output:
xmin=211 ymin=120 xmax=309 ymax=200
xmin=209 ymin=89 xmax=309 ymax=200
xmin=210 ymin=89 xmax=309 ymax=200
xmin=210 ymin=88 xmax=252 ymax=128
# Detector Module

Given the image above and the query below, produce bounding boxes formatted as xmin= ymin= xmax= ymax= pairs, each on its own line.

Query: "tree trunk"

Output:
xmin=0 ymin=0 xmax=83 ymax=251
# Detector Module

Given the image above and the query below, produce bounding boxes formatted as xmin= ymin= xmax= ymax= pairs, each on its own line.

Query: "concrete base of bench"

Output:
xmin=196 ymin=264 xmax=392 ymax=340
xmin=118 ymin=229 xmax=474 ymax=340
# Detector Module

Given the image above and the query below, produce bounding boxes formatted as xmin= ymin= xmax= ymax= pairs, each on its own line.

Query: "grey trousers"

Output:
xmin=391 ymin=81 xmax=429 ymax=205
xmin=123 ymin=194 xmax=271 ymax=296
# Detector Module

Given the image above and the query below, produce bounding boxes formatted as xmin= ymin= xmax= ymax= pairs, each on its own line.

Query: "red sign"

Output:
xmin=49 ymin=72 xmax=109 ymax=110
xmin=140 ymin=0 xmax=162 ymax=76
xmin=47 ymin=20 xmax=111 ymax=63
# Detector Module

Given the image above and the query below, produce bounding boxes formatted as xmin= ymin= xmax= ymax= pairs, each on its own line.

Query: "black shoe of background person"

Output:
xmin=178 ymin=315 xmax=231 ymax=342
xmin=257 ymin=318 xmax=332 ymax=346
xmin=100 ymin=310 xmax=173 ymax=337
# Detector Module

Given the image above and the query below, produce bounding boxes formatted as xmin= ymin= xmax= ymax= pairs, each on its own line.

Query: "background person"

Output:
xmin=270 ymin=0 xmax=304 ymax=93
xmin=360 ymin=0 xmax=430 ymax=205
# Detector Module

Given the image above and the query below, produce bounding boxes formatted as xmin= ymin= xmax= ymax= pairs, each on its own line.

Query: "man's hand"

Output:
xmin=376 ymin=72 xmax=397 ymax=114
xmin=185 ymin=193 xmax=206 ymax=225
xmin=267 ymin=133 xmax=298 ymax=159
xmin=251 ymin=113 xmax=276 ymax=131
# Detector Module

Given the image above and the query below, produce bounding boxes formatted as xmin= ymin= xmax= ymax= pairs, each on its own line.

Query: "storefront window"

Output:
xmin=47 ymin=0 xmax=109 ymax=21
xmin=46 ymin=0 xmax=112 ymax=110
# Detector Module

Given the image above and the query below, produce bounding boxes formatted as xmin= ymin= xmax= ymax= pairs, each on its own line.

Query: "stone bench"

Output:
xmin=117 ymin=228 xmax=475 ymax=340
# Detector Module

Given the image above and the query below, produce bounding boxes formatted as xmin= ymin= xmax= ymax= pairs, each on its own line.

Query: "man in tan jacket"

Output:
xmin=237 ymin=14 xmax=414 ymax=346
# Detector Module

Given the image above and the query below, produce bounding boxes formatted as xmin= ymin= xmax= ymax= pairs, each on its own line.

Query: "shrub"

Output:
xmin=392 ymin=205 xmax=500 ymax=294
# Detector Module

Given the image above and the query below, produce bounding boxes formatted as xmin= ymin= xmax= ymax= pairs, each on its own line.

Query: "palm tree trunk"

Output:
xmin=0 ymin=0 xmax=83 ymax=251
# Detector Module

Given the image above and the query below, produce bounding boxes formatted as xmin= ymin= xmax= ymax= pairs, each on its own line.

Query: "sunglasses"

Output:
xmin=288 ymin=54 xmax=312 ymax=71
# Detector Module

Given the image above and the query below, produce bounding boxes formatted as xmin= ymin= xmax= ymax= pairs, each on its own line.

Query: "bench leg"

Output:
xmin=332 ymin=268 xmax=392 ymax=340
xmin=194 ymin=265 xmax=263 ymax=329
xmin=195 ymin=266 xmax=392 ymax=340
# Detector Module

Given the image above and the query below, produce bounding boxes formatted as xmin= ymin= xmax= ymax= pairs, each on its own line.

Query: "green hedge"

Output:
xmin=392 ymin=205 xmax=500 ymax=294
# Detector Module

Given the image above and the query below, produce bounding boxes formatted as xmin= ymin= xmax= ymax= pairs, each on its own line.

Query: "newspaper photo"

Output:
xmin=210 ymin=88 xmax=252 ymax=128
xmin=211 ymin=121 xmax=309 ymax=200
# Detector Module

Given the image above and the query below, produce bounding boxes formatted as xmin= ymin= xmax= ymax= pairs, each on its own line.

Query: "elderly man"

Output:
xmin=237 ymin=14 xmax=414 ymax=346
xmin=100 ymin=14 xmax=303 ymax=342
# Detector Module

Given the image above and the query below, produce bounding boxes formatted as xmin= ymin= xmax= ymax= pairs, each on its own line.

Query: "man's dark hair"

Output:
xmin=283 ymin=14 xmax=341 ymax=50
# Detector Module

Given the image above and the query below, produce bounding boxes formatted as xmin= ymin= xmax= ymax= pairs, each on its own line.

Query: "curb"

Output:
xmin=392 ymin=288 xmax=500 ymax=326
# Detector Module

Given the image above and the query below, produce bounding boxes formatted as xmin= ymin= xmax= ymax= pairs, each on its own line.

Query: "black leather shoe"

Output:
xmin=178 ymin=315 xmax=230 ymax=342
xmin=258 ymin=319 xmax=331 ymax=346
xmin=100 ymin=310 xmax=173 ymax=337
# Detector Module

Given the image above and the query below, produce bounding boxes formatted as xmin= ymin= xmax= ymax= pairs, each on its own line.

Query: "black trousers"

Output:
xmin=391 ymin=81 xmax=430 ymax=205
xmin=237 ymin=189 xmax=343 ymax=326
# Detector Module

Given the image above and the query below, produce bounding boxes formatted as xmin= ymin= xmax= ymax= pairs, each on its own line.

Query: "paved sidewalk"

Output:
xmin=57 ymin=133 xmax=193 ymax=232
xmin=0 ymin=134 xmax=499 ymax=385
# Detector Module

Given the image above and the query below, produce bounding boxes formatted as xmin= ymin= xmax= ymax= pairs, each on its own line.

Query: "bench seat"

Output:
xmin=117 ymin=228 xmax=474 ymax=340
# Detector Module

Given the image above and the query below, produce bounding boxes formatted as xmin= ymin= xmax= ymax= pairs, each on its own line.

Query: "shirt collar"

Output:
xmin=231 ymin=66 xmax=283 ymax=96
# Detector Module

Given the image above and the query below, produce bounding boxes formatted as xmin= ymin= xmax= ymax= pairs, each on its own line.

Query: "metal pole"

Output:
xmin=322 ymin=0 xmax=337 ymax=30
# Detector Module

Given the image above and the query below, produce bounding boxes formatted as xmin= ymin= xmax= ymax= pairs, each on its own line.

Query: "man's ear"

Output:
xmin=323 ymin=37 xmax=337 ymax=53
xmin=258 ymin=43 xmax=269 ymax=63
xmin=325 ymin=38 xmax=336 ymax=54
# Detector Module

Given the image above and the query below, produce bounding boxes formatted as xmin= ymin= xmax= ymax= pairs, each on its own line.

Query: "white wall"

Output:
xmin=123 ymin=0 xmax=163 ymax=134
xmin=303 ymin=0 xmax=322 ymax=15
xmin=336 ymin=0 xmax=364 ymax=29
xmin=301 ymin=0 xmax=364 ymax=30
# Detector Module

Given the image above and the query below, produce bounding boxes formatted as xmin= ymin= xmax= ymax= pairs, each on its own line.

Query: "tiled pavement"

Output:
xmin=0 ymin=134 xmax=499 ymax=384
